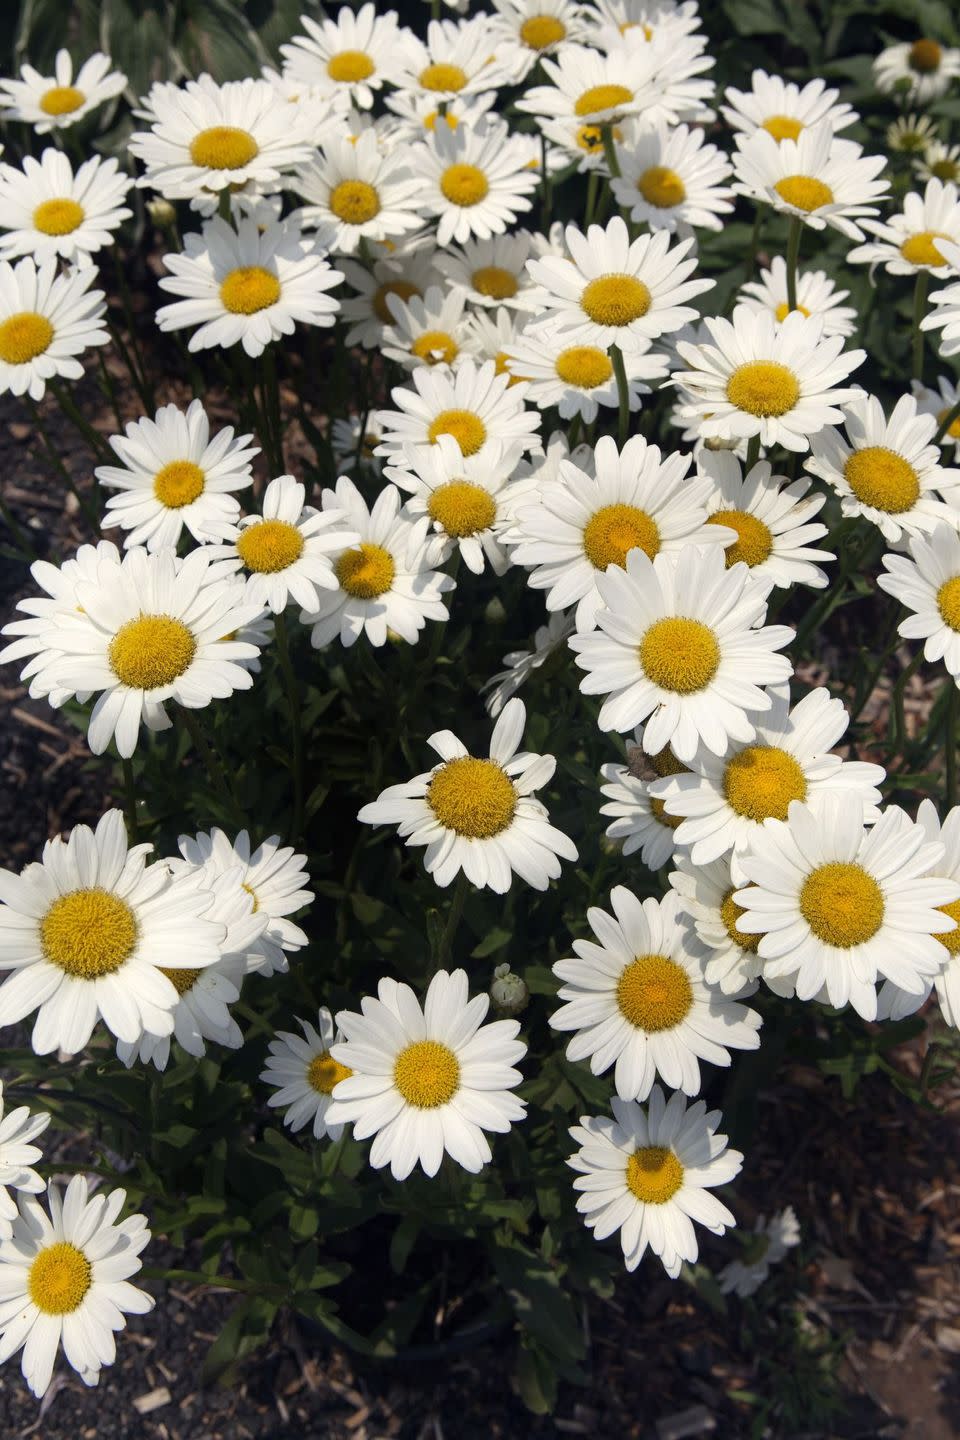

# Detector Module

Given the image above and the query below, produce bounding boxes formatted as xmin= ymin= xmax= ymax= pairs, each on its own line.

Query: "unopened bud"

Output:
xmin=146 ymin=197 xmax=176 ymax=228
xmin=490 ymin=962 xmax=529 ymax=1016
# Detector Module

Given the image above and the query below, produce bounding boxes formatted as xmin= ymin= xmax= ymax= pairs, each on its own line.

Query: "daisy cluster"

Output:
xmin=1 ymin=0 xmax=960 ymax=1404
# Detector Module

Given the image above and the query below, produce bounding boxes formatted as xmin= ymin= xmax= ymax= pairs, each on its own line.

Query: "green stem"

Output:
xmin=179 ymin=707 xmax=234 ymax=815
xmin=935 ymin=397 xmax=960 ymax=444
xmin=585 ymin=169 xmax=599 ymax=227
xmin=567 ymin=411 xmax=582 ymax=451
xmin=260 ymin=346 xmax=284 ymax=474
xmin=785 ymin=216 xmax=802 ymax=314
xmin=912 ymin=268 xmax=929 ymax=382
xmin=540 ymin=133 xmax=552 ymax=229
xmin=48 ymin=379 xmax=115 ymax=465
xmin=0 ymin=489 xmax=38 ymax=560
xmin=745 ymin=433 xmax=761 ymax=470
xmin=217 ymin=187 xmax=233 ymax=222
xmin=743 ymin=205 xmax=763 ymax=288
xmin=274 ymin=611 xmax=305 ymax=842
xmin=600 ymin=122 xmax=621 ymax=180
xmin=946 ymin=680 xmax=958 ymax=808
xmin=436 ymin=871 xmax=470 ymax=972
xmin=141 ymin=1266 xmax=256 ymax=1294
xmin=890 ymin=649 xmax=925 ymax=754
xmin=96 ymin=349 xmax=123 ymax=430
xmin=28 ymin=397 xmax=102 ymax=534
xmin=122 ymin=757 xmax=140 ymax=842
xmin=610 ymin=343 xmax=630 ymax=447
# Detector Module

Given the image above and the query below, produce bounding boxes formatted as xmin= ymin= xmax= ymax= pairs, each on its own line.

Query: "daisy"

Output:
xmin=876 ymin=801 xmax=960 ymax=1027
xmin=912 ymin=374 xmax=960 ymax=460
xmin=375 ymin=358 xmax=541 ymax=467
xmin=279 ymin=4 xmax=406 ymax=110
xmin=461 ymin=305 xmax=530 ymax=381
xmin=874 ymin=38 xmax=960 ymax=107
xmin=434 ymin=232 xmax=541 ymax=312
xmin=358 ymin=698 xmax=577 ymax=892
xmin=697 ymin=451 xmax=835 ymax=593
xmin=129 ymin=74 xmax=317 ymax=202
xmin=0 ymin=256 xmax=107 ymax=402
xmin=737 ymin=256 xmax=857 ymax=340
xmin=301 ymin=476 xmax=455 ymax=650
xmin=921 ymin=238 xmax=960 ymax=357
xmin=173 ymin=828 xmax=313 ymax=978
xmin=652 ymin=684 xmax=886 ymax=880
xmin=332 ymin=414 xmax=384 ymax=476
xmin=391 ymin=16 xmax=519 ymax=99
xmin=568 ymin=1086 xmax=743 ymax=1278
xmin=96 ymin=399 xmax=258 ymax=552
xmin=596 ymin=22 xmax=717 ymax=128
xmin=204 ymin=474 xmax=358 ymax=616
xmin=569 ymin=543 xmax=794 ymax=761
xmin=0 ymin=50 xmax=126 ymax=133
xmin=325 ymin=969 xmax=527 ymax=1179
xmin=0 ymin=1086 xmax=49 ymax=1242
xmin=383 ymin=88 xmax=497 ymax=145
xmin=732 ymin=793 xmax=960 ymax=1020
xmin=514 ymin=38 xmax=662 ymax=127
xmin=888 ymin=113 xmax=939 ymax=154
xmin=338 ymin=244 xmax=442 ymax=351
xmin=551 ymin=887 xmax=760 ymax=1100
xmin=291 ymin=130 xmax=423 ymax=254
xmin=916 ymin=141 xmax=960 ymax=185
xmin=878 ymin=524 xmax=960 ymax=684
xmin=411 ymin=117 xmax=538 ymax=247
xmin=846 ymin=178 xmax=960 ymax=276
xmin=599 ymin=734 xmax=690 ymax=870
xmin=510 ymin=434 xmax=729 ymax=631
xmin=261 ymin=1008 xmax=352 ymax=1141
xmin=382 ymin=284 xmax=470 ymax=372
xmin=718 ymin=1207 xmax=800 ymax=1298
xmin=805 ymin=392 xmax=957 ymax=543
xmin=539 ymin=115 xmax=630 ymax=173
xmin=502 ymin=325 xmax=667 ymax=424
xmin=156 ymin=215 xmax=342 ymax=359
xmin=0 ymin=809 xmax=224 ymax=1055
xmin=611 ymin=122 xmax=734 ymax=233
xmin=482 ymin=610 xmax=576 ymax=717
xmin=721 ymin=71 xmax=856 ymax=144
xmin=673 ymin=306 xmax=866 ymax=453
xmin=0 ymin=1176 xmax=152 ymax=1397
xmin=488 ymin=0 xmax=589 ymax=78
xmin=0 ymin=149 xmax=131 ymax=266
xmin=732 ymin=124 xmax=889 ymax=241
xmin=669 ymin=851 xmax=766 ymax=996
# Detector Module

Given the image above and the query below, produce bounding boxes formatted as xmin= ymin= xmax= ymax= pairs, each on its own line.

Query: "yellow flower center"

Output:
xmin=937 ymin=575 xmax=960 ymax=631
xmin=637 ymin=165 xmax=686 ymax=209
xmin=843 ymin=446 xmax=920 ymax=514
xmin=329 ymin=179 xmax=380 ymax=225
xmin=0 ymin=311 xmax=54 ymax=365
xmin=575 ymin=123 xmax=623 ymax=153
xmin=520 ymin=14 xmax=567 ymax=48
xmin=616 ymin=952 xmax=693 ymax=1031
xmin=774 ymin=301 xmax=811 ymax=321
xmin=373 ymin=279 xmax=420 ymax=324
xmin=393 ymin=1038 xmax=460 ymax=1107
xmin=652 ymin=745 xmax=687 ymax=778
xmin=428 ymin=755 xmax=517 ymax=836
xmin=307 ymin=1050 xmax=353 ymax=1094
xmin=900 ymin=230 xmax=950 ymax=267
xmin=40 ymin=888 xmax=138 ymax=978
xmin=427 ymin=408 xmax=487 ymax=456
xmin=580 ymin=274 xmax=651 ymax=327
xmin=335 ymin=542 xmax=396 ymax=598
xmin=640 ymin=617 xmax=721 ymax=694
xmin=650 ymin=797 xmax=682 ymax=830
xmin=410 ymin=329 xmax=459 ymax=366
xmin=236 ymin=518 xmax=305 ymax=574
xmin=327 ymin=49 xmax=375 ymax=83
xmin=39 ymin=85 xmax=85 ymax=117
xmin=708 ymin=509 xmax=774 ymax=568
xmin=720 ymin=889 xmax=760 ymax=952
xmin=424 ymin=110 xmax=460 ymax=132
xmin=420 ymin=62 xmax=468 ymax=92
xmin=774 ymin=175 xmax=834 ymax=211
xmin=28 ymin=1243 xmax=92 ymax=1314
xmin=626 ymin=1145 xmax=684 ymax=1204
xmin=160 ymin=967 xmax=200 ymax=996
xmin=189 ymin=125 xmax=260 ymax=170
xmin=583 ymin=502 xmax=659 ymax=570
xmin=726 ymin=361 xmax=800 ymax=418
xmin=937 ymin=405 xmax=960 ymax=441
xmin=574 ymin=83 xmax=633 ymax=118
xmin=555 ymin=344 xmax=613 ymax=389
xmin=931 ymin=158 xmax=960 ymax=182
xmin=910 ymin=38 xmax=942 ymax=73
xmin=109 ymin=614 xmax=197 ymax=689
xmin=472 ymin=264 xmax=518 ymax=300
xmin=936 ymin=896 xmax=960 ymax=955
xmin=219 ymin=265 xmax=281 ymax=315
xmin=428 ymin=479 xmax=496 ymax=536
xmin=440 ymin=163 xmax=489 ymax=207
xmin=33 ymin=197 xmax=85 ymax=236
xmin=153 ymin=459 xmax=205 ymax=509
xmin=762 ymin=114 xmax=804 ymax=142
xmin=722 ymin=744 xmax=807 ymax=822
xmin=799 ymin=861 xmax=884 ymax=948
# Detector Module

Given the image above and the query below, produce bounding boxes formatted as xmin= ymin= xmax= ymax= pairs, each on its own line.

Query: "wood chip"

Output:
xmin=655 ymin=1404 xmax=716 ymax=1439
xmin=133 ymin=1386 xmax=172 ymax=1415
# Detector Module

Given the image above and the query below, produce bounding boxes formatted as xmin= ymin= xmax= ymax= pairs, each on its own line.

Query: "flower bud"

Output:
xmin=146 ymin=197 xmax=176 ymax=228
xmin=490 ymin=962 xmax=529 ymax=1016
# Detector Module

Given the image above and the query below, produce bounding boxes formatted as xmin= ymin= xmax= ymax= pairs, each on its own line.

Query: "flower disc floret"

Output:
xmin=329 ymin=179 xmax=380 ymax=225
xmin=774 ymin=174 xmax=834 ymax=211
xmin=411 ymin=329 xmax=459 ymax=366
xmin=393 ymin=1039 xmax=460 ymax=1107
xmin=440 ymin=164 xmax=489 ymax=207
xmin=640 ymin=617 xmax=721 ymax=694
xmin=584 ymin=503 xmax=660 ymax=569
xmin=521 ymin=15 xmax=567 ymax=49
xmin=335 ymin=542 xmax=396 ymax=598
xmin=843 ymin=447 xmax=920 ymax=513
xmin=33 ymin=198 xmax=84 ymax=236
xmin=799 ymin=862 xmax=884 ymax=947
xmin=938 ymin=576 xmax=960 ymax=630
xmin=720 ymin=891 xmax=760 ymax=952
xmin=236 ymin=518 xmax=305 ymax=574
xmin=219 ymin=265 xmax=281 ymax=316
xmin=910 ymin=39 xmax=942 ymax=72
xmin=28 ymin=1243 xmax=92 ymax=1314
xmin=426 ymin=409 xmax=487 ymax=456
xmin=763 ymin=114 xmax=803 ymax=141
xmin=428 ymin=756 xmax=517 ymax=837
xmin=0 ymin=312 xmax=54 ymax=365
xmin=40 ymin=888 xmax=138 ymax=978
xmin=428 ymin=481 xmax=496 ymax=536
xmin=708 ymin=509 xmax=773 ymax=567
xmin=581 ymin=274 xmax=651 ymax=326
xmin=637 ymin=167 xmax=686 ymax=208
xmin=722 ymin=745 xmax=807 ymax=821
xmin=327 ymin=50 xmax=375 ymax=82
xmin=374 ymin=279 xmax=420 ymax=324
xmin=472 ymin=265 xmax=518 ymax=300
xmin=575 ymin=83 xmax=632 ymax=117
xmin=153 ymin=460 xmax=205 ymax=509
xmin=556 ymin=346 xmax=613 ymax=388
xmin=108 ymin=614 xmax=197 ymax=689
xmin=616 ymin=954 xmax=693 ymax=1031
xmin=726 ymin=361 xmax=800 ymax=417
xmin=189 ymin=126 xmax=260 ymax=170
xmin=420 ymin=63 xmax=468 ymax=93
xmin=308 ymin=1051 xmax=352 ymax=1094
xmin=937 ymin=898 xmax=960 ymax=954
xmin=626 ymin=1145 xmax=684 ymax=1204
xmin=40 ymin=85 xmax=84 ymax=116
xmin=160 ymin=967 xmax=199 ymax=996
xmin=900 ymin=230 xmax=949 ymax=267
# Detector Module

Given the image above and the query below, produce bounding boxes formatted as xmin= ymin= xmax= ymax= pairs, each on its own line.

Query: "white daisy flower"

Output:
xmin=332 ymin=414 xmax=384 ymax=477
xmin=488 ymin=0 xmax=589 ymax=78
xmin=912 ymin=374 xmax=960 ymax=460
xmin=599 ymin=734 xmax=690 ymax=870
xmin=510 ymin=434 xmax=729 ymax=631
xmin=514 ymin=37 xmax=664 ymax=127
xmin=583 ymin=0 xmax=703 ymax=39
xmin=592 ymin=20 xmax=717 ymax=127
xmin=611 ymin=121 xmax=734 ymax=233
xmin=721 ymin=70 xmax=856 ymax=144
xmin=392 ymin=16 xmax=519 ymax=99
xmin=887 ymin=113 xmax=939 ymax=154
xmin=878 ymin=524 xmax=960 ymax=683
xmin=358 ymin=697 xmax=577 ymax=893
xmin=733 ymin=793 xmax=960 ymax=1020
xmin=538 ymin=114 xmax=630 ymax=173
xmin=261 ymin=1008 xmax=352 ymax=1142
xmin=570 ymin=544 xmax=795 ymax=761
xmin=434 ymin=231 xmax=541 ymax=312
xmin=0 ymin=149 xmax=131 ymax=266
xmin=0 ymin=50 xmax=126 ymax=133
xmin=383 ymin=87 xmax=497 ymax=143
xmin=697 ymin=451 xmax=835 ymax=593
xmin=920 ymin=237 xmax=960 ymax=358
xmin=568 ymin=1086 xmax=743 ymax=1278
xmin=0 ymin=1085 xmax=50 ymax=1242
xmin=279 ymin=3 xmax=406 ymax=110
xmin=375 ymin=358 xmax=542 ymax=467
xmin=301 ymin=476 xmax=455 ymax=650
xmin=916 ymin=141 xmax=960 ymax=185
xmin=737 ymin=255 xmax=857 ymax=339
xmin=95 ymin=398 xmax=258 ymax=552
xmin=874 ymin=38 xmax=960 ymax=107
xmin=482 ymin=610 xmax=576 ymax=718
xmin=877 ymin=800 xmax=960 ymax=1027
xmin=381 ymin=284 xmax=470 ymax=373
xmin=460 ymin=305 xmax=530 ymax=381
xmin=291 ymin=130 xmax=423 ymax=254
xmin=551 ymin=887 xmax=761 ymax=1101
xmin=502 ymin=324 xmax=667 ymax=424
xmin=156 ymin=215 xmax=342 ymax=359
xmin=338 ymin=244 xmax=442 ymax=350
xmin=0 ymin=1176 xmax=152 ymax=1397
xmin=673 ymin=306 xmax=866 ymax=453
xmin=732 ymin=124 xmax=889 ymax=241
xmin=0 ymin=256 xmax=107 ymax=401
xmin=653 ymin=684 xmax=886 ymax=880
xmin=0 ymin=809 xmax=225 ymax=1055
xmin=805 ymin=392 xmax=957 ymax=543
xmin=411 ymin=117 xmax=538 ymax=247
xmin=670 ymin=851 xmax=765 ymax=996
xmin=719 ymin=1206 xmax=800 ymax=1297
xmin=173 ymin=828 xmax=312 ymax=978
xmin=847 ymin=178 xmax=960 ymax=276
xmin=527 ymin=215 xmax=713 ymax=355
xmin=325 ymin=969 xmax=527 ymax=1179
